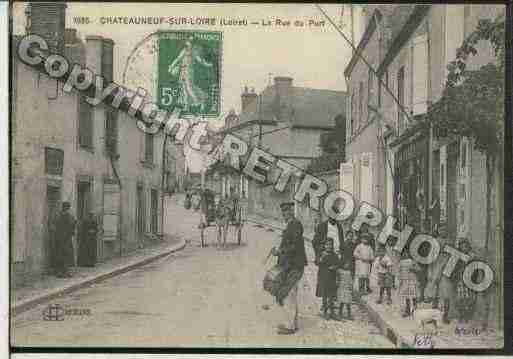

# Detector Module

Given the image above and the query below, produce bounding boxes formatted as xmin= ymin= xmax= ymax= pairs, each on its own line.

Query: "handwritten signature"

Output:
xmin=455 ymin=326 xmax=482 ymax=336
xmin=414 ymin=334 xmax=434 ymax=349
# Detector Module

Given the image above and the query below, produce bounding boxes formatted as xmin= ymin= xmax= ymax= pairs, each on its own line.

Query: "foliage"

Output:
xmin=428 ymin=14 xmax=505 ymax=156
xmin=308 ymin=114 xmax=347 ymax=173
xmin=306 ymin=153 xmax=340 ymax=174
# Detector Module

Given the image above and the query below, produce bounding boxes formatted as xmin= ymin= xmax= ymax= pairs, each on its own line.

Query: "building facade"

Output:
xmin=11 ymin=3 xmax=168 ymax=287
xmin=344 ymin=4 xmax=504 ymax=327
xmin=220 ymin=77 xmax=346 ymax=220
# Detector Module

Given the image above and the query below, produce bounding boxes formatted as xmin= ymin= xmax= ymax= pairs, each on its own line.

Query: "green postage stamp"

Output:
xmin=157 ymin=31 xmax=222 ymax=117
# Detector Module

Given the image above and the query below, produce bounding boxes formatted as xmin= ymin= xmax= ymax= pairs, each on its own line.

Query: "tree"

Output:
xmin=307 ymin=114 xmax=346 ymax=173
xmin=427 ymin=13 xmax=504 ymax=329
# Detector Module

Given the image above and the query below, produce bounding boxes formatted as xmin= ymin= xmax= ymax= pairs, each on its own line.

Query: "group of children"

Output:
xmin=317 ymin=227 xmax=422 ymax=320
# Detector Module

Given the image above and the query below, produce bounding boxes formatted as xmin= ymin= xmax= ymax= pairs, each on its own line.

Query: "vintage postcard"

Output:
xmin=9 ymin=2 xmax=507 ymax=351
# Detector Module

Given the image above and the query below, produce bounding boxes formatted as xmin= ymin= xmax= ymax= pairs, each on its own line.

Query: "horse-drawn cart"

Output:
xmin=197 ymin=189 xmax=244 ymax=248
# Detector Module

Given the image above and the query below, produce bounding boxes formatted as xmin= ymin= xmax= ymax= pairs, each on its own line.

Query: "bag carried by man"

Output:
xmin=184 ymin=194 xmax=192 ymax=209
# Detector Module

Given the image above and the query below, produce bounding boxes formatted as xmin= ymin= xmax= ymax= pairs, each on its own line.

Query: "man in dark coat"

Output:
xmin=271 ymin=201 xmax=307 ymax=335
xmin=77 ymin=212 xmax=98 ymax=267
xmin=54 ymin=202 xmax=76 ymax=278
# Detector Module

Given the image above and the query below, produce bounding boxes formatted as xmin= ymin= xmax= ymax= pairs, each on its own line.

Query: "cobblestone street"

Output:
xmin=12 ymin=196 xmax=392 ymax=348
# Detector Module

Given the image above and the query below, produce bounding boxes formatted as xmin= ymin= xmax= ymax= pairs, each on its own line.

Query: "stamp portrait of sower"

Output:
xmin=159 ymin=32 xmax=221 ymax=116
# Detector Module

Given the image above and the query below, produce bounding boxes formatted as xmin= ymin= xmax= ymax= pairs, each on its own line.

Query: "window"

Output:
xmin=378 ymin=75 xmax=382 ymax=108
xmin=78 ymin=96 xmax=93 ymax=149
xmin=45 ymin=147 xmax=64 ymax=175
xmin=412 ymin=35 xmax=428 ymax=115
xmin=358 ymin=81 xmax=364 ymax=131
xmin=350 ymin=93 xmax=355 ymax=136
xmin=145 ymin=133 xmax=154 ymax=163
xmin=368 ymin=67 xmax=374 ymax=117
xmin=105 ymin=110 xmax=118 ymax=156
xmin=136 ymin=184 xmax=145 ymax=233
xmin=397 ymin=66 xmax=405 ymax=133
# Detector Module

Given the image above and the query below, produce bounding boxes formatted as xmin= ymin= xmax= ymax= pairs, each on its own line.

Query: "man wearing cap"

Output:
xmin=53 ymin=202 xmax=77 ymax=278
xmin=271 ymin=201 xmax=307 ymax=335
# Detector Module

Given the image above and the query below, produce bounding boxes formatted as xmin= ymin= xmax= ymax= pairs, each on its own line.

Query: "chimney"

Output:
xmin=241 ymin=85 xmax=257 ymax=113
xmin=26 ymin=3 xmax=67 ymax=54
xmin=64 ymin=28 xmax=77 ymax=44
xmin=64 ymin=29 xmax=85 ymax=66
xmin=102 ymin=38 xmax=114 ymax=83
xmin=85 ymin=35 xmax=115 ymax=81
xmin=273 ymin=76 xmax=293 ymax=118
xmin=274 ymin=76 xmax=293 ymax=100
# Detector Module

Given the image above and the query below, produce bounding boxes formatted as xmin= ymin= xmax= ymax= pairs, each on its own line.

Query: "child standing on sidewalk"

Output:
xmin=336 ymin=260 xmax=354 ymax=320
xmin=354 ymin=233 xmax=374 ymax=294
xmin=318 ymin=238 xmax=340 ymax=319
xmin=374 ymin=244 xmax=394 ymax=305
xmin=399 ymin=251 xmax=420 ymax=317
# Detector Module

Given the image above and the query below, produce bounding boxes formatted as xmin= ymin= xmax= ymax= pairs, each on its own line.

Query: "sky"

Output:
xmin=12 ymin=2 xmax=364 ymax=124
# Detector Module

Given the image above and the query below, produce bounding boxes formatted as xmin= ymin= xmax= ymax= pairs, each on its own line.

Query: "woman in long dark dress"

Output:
xmin=78 ymin=212 xmax=98 ymax=267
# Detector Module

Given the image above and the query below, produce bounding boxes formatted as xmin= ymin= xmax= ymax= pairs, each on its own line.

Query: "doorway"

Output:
xmin=447 ymin=141 xmax=459 ymax=242
xmin=77 ymin=181 xmax=92 ymax=222
xmin=46 ymin=185 xmax=61 ymax=272
xmin=136 ymin=184 xmax=145 ymax=234
xmin=150 ymin=188 xmax=158 ymax=234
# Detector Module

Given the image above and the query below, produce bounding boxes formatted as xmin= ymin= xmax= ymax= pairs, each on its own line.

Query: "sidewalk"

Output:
xmin=246 ymin=213 xmax=504 ymax=349
xmin=11 ymin=235 xmax=186 ymax=316
xmin=361 ymin=289 xmax=504 ymax=349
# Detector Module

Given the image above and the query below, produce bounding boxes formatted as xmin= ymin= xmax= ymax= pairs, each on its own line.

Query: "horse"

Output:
xmin=215 ymin=196 xmax=233 ymax=248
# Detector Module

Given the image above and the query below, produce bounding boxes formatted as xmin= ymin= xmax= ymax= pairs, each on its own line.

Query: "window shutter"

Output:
xmin=139 ymin=132 xmax=145 ymax=162
xmin=145 ymin=133 xmax=154 ymax=163
xmin=353 ymin=154 xmax=360 ymax=202
xmin=439 ymin=145 xmax=447 ymax=229
xmin=412 ymin=35 xmax=428 ymax=115
xmin=79 ymin=97 xmax=93 ymax=148
xmin=339 ymin=161 xmax=354 ymax=196
xmin=457 ymin=137 xmax=471 ymax=237
xmin=360 ymin=152 xmax=374 ymax=205
xmin=106 ymin=110 xmax=118 ymax=156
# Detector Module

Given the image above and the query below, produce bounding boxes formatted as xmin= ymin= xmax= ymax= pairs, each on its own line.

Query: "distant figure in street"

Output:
xmin=271 ymin=201 xmax=307 ymax=335
xmin=374 ymin=244 xmax=394 ymax=305
xmin=77 ymin=212 xmax=98 ymax=267
xmin=337 ymin=253 xmax=354 ymax=320
xmin=357 ymin=222 xmax=375 ymax=251
xmin=54 ymin=202 xmax=76 ymax=278
xmin=342 ymin=229 xmax=357 ymax=277
xmin=454 ymin=238 xmax=477 ymax=323
xmin=354 ymin=233 xmax=374 ymax=294
xmin=427 ymin=232 xmax=455 ymax=324
xmin=399 ymin=251 xmax=420 ymax=317
xmin=317 ymin=238 xmax=340 ymax=320
xmin=312 ymin=212 xmax=344 ymax=314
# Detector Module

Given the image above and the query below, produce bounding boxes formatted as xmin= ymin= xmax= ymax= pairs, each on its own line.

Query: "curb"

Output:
xmin=12 ymin=239 xmax=186 ymax=316
xmin=360 ymin=296 xmax=411 ymax=348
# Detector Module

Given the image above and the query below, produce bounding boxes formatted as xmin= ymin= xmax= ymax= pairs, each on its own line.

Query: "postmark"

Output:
xmin=157 ymin=30 xmax=222 ymax=117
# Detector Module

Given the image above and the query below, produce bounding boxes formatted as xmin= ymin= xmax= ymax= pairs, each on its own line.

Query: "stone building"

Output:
xmin=220 ymin=77 xmax=346 ymax=220
xmin=344 ymin=4 xmax=504 ymax=327
xmin=11 ymin=3 xmax=168 ymax=287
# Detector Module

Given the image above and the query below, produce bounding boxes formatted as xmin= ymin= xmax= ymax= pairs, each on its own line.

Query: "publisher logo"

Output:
xmin=42 ymin=303 xmax=91 ymax=321
xmin=42 ymin=304 xmax=65 ymax=321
